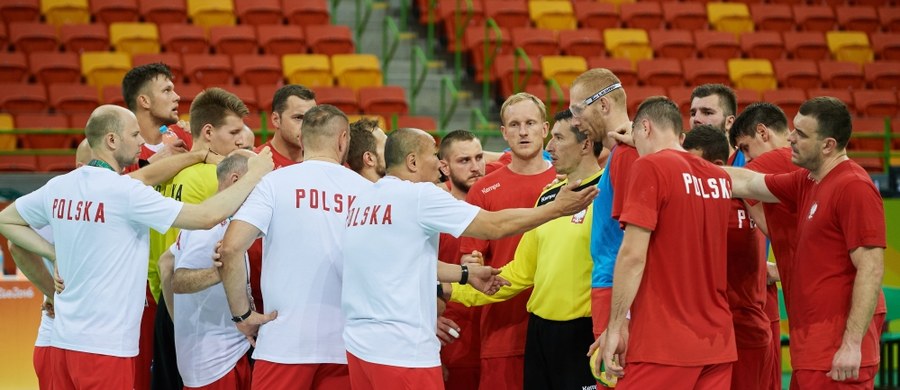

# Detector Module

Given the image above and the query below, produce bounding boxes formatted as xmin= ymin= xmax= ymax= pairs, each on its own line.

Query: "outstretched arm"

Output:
xmin=128 ymin=149 xmax=213 ymax=186
xmin=722 ymin=166 xmax=779 ymax=203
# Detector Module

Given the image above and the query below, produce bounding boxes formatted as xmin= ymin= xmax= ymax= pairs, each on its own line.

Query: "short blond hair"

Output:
xmin=499 ymin=92 xmax=547 ymax=125
xmin=572 ymin=68 xmax=626 ymax=108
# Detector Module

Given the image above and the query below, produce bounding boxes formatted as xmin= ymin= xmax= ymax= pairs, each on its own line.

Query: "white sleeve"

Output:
xmin=417 ymin=183 xmax=480 ymax=238
xmin=173 ymin=224 xmax=223 ymax=270
xmin=128 ymin=178 xmax=183 ymax=233
xmin=15 ymin=186 xmax=50 ymax=229
xmin=233 ymin=178 xmax=273 ymax=236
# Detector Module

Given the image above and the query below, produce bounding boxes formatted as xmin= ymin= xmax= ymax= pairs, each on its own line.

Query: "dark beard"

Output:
xmin=450 ymin=174 xmax=472 ymax=193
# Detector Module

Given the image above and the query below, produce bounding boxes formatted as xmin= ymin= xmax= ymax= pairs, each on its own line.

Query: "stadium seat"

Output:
xmin=41 ymin=0 xmax=90 ymax=26
xmin=626 ymin=86 xmax=667 ymax=116
xmin=282 ymin=54 xmax=332 ymax=87
xmin=773 ymin=59 xmax=821 ymax=89
xmin=540 ymin=56 xmax=587 ymax=88
xmin=0 ymin=52 xmax=28 ymax=83
xmin=763 ymin=89 xmax=806 ymax=120
xmin=305 ymin=25 xmax=355 ymax=55
xmin=49 ymin=83 xmax=99 ymax=114
xmin=67 ymin=112 xmax=87 ymax=142
xmin=666 ymin=86 xmax=693 ymax=118
xmin=255 ymin=84 xmax=277 ymax=112
xmin=29 ymin=52 xmax=81 ymax=85
xmin=819 ymin=60 xmax=865 ymax=89
xmin=465 ymin=26 xmax=512 ymax=79
xmin=332 ymin=54 xmax=382 ymax=90
xmin=682 ymin=58 xmax=730 ymax=86
xmin=793 ymin=5 xmax=836 ymax=32
xmin=662 ymin=2 xmax=707 ymax=30
xmin=232 ymin=54 xmax=282 ymax=87
xmin=853 ymin=90 xmax=898 ymax=117
xmin=572 ymin=2 xmax=618 ymax=31
xmin=159 ymin=23 xmax=207 ymax=54
xmin=243 ymin=113 xmax=261 ymax=133
xmin=871 ymin=33 xmax=900 ymax=61
xmin=109 ymin=22 xmax=160 ymax=55
xmin=187 ymin=0 xmax=235 ymax=29
xmin=493 ymin=54 xmax=543 ymax=97
xmin=234 ymin=0 xmax=281 ymax=26
xmin=728 ymin=59 xmax=777 ymax=93
xmin=283 ymin=0 xmax=329 ymax=26
xmin=80 ymin=51 xmax=131 ymax=91
xmin=0 ymin=21 xmax=7 ymax=49
xmin=140 ymin=0 xmax=188 ymax=24
xmin=807 ymin=88 xmax=854 ymax=107
xmin=38 ymin=153 xmax=77 ymax=172
xmin=0 ymin=155 xmax=38 ymax=171
xmin=395 ymin=115 xmax=438 ymax=134
xmin=558 ymin=30 xmax=603 ymax=59
xmin=209 ymin=25 xmax=257 ymax=55
xmin=90 ymin=0 xmax=139 ymax=24
xmin=528 ymin=1 xmax=576 ymax=31
xmin=741 ymin=31 xmax=786 ymax=62
xmin=836 ymin=6 xmax=879 ymax=34
xmin=694 ymin=31 xmax=740 ymax=60
xmin=436 ymin=0 xmax=484 ymax=41
xmin=182 ymin=53 xmax=233 ymax=86
xmin=586 ymin=57 xmax=637 ymax=86
xmin=358 ymin=86 xmax=408 ymax=116
xmin=484 ymin=0 xmax=530 ymax=30
xmin=346 ymin=115 xmax=386 ymax=133
xmin=524 ymin=83 xmax=569 ymax=117
xmin=132 ymin=53 xmax=183 ymax=81
xmin=881 ymin=8 xmax=900 ymax=33
xmin=314 ymin=86 xmax=359 ymax=114
xmin=707 ymin=3 xmax=754 ymax=35
xmin=620 ymin=2 xmax=663 ymax=30
xmin=100 ymin=85 xmax=125 ymax=106
xmin=604 ymin=28 xmax=652 ymax=65
xmin=256 ymin=25 xmax=305 ymax=56
xmin=220 ymin=84 xmax=257 ymax=112
xmin=175 ymin=83 xmax=203 ymax=114
xmin=637 ymin=58 xmax=683 ymax=88
xmin=864 ymin=62 xmax=900 ymax=90
xmin=649 ymin=29 xmax=695 ymax=59
xmin=9 ymin=22 xmax=58 ymax=53
xmin=511 ymin=28 xmax=558 ymax=57
xmin=0 ymin=0 xmax=40 ymax=24
xmin=60 ymin=24 xmax=110 ymax=53
xmin=0 ymin=113 xmax=15 ymax=150
xmin=734 ymin=88 xmax=760 ymax=113
xmin=826 ymin=31 xmax=874 ymax=66
xmin=0 ymin=83 xmax=47 ymax=114
xmin=749 ymin=4 xmax=793 ymax=32
xmin=784 ymin=32 xmax=829 ymax=61
xmin=15 ymin=113 xmax=71 ymax=148
xmin=850 ymin=117 xmax=887 ymax=152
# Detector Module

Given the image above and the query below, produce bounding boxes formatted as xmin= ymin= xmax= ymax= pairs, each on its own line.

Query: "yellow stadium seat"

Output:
xmin=187 ymin=0 xmax=236 ymax=29
xmin=528 ymin=1 xmax=576 ymax=31
xmin=282 ymin=54 xmax=333 ymax=87
xmin=541 ymin=56 xmax=588 ymax=88
xmin=80 ymin=51 xmax=132 ymax=91
xmin=604 ymin=28 xmax=653 ymax=65
xmin=826 ymin=31 xmax=873 ymax=66
xmin=331 ymin=54 xmax=383 ymax=90
xmin=42 ymin=0 xmax=90 ymax=26
xmin=347 ymin=115 xmax=387 ymax=132
xmin=0 ymin=113 xmax=15 ymax=150
xmin=728 ymin=59 xmax=776 ymax=93
xmin=707 ymin=3 xmax=754 ymax=36
xmin=109 ymin=22 xmax=160 ymax=55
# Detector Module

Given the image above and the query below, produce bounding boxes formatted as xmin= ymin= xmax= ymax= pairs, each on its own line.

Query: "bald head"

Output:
xmin=75 ymin=139 xmax=93 ymax=167
xmin=84 ymin=105 xmax=132 ymax=149
xmin=241 ymin=125 xmax=255 ymax=150
xmin=571 ymin=68 xmax=627 ymax=109
xmin=385 ymin=128 xmax=428 ymax=170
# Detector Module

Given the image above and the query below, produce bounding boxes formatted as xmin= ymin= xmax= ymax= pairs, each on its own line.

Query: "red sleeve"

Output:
xmin=611 ymin=145 xmax=640 ymax=220
xmin=458 ymin=186 xmax=489 ymax=257
xmin=744 ymin=159 xmax=764 ymax=207
xmin=618 ymin=157 xmax=661 ymax=231
xmin=835 ymin=180 xmax=886 ymax=251
xmin=763 ymin=170 xmax=803 ymax=212
xmin=169 ymin=124 xmax=193 ymax=150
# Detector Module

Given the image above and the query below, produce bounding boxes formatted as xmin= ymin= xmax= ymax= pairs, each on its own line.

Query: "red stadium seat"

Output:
xmin=0 ymin=154 xmax=38 ymax=172
xmin=853 ymin=90 xmax=898 ymax=117
xmin=793 ymin=5 xmax=835 ymax=32
xmin=465 ymin=26 xmax=512 ymax=82
xmin=850 ymin=117 xmax=887 ymax=152
xmin=395 ymin=115 xmax=438 ymax=133
xmin=871 ymin=33 xmax=900 ymax=61
xmin=524 ymin=84 xmax=569 ymax=117
xmin=682 ymin=58 xmax=730 ymax=86
xmin=159 ymin=23 xmax=207 ymax=54
xmin=649 ymin=29 xmax=695 ymax=59
xmin=9 ymin=22 xmax=58 ymax=53
xmin=234 ymin=0 xmax=281 ymax=26
xmin=511 ymin=28 xmax=558 ymax=57
xmin=284 ymin=0 xmax=329 ymax=26
xmin=60 ymin=24 xmax=109 ymax=53
xmin=763 ymin=88 xmax=806 ymax=120
xmin=256 ymin=25 xmax=305 ymax=56
xmin=662 ymin=2 xmax=707 ymax=30
xmin=558 ymin=30 xmax=603 ymax=59
xmin=836 ymin=5 xmax=879 ymax=34
xmin=0 ymin=83 xmax=47 ymax=114
xmin=637 ymin=58 xmax=683 ymax=88
xmin=176 ymin=83 xmax=204 ymax=115
xmin=220 ymin=84 xmax=258 ymax=113
xmin=819 ymin=61 xmax=865 ymax=89
xmin=807 ymin=88 xmax=854 ymax=107
xmin=741 ymin=31 xmax=785 ymax=62
xmin=38 ymin=153 xmax=77 ymax=172
xmin=0 ymin=52 xmax=28 ymax=83
xmin=493 ymin=54 xmax=543 ymax=98
xmin=484 ymin=0 xmax=530 ymax=30
xmin=586 ymin=57 xmax=637 ymax=86
xmin=209 ymin=25 xmax=258 ymax=56
xmin=864 ymin=62 xmax=900 ymax=90
xmin=666 ymin=86 xmax=693 ymax=118
xmin=182 ymin=54 xmax=233 ymax=87
xmin=29 ymin=52 xmax=81 ymax=85
xmin=0 ymin=0 xmax=40 ymax=23
xmin=232 ymin=54 xmax=283 ymax=87
xmin=358 ymin=86 xmax=408 ymax=116
xmin=49 ymin=83 xmax=99 ymax=114
xmin=140 ymin=0 xmax=187 ymax=24
xmin=734 ymin=88 xmax=760 ymax=113
xmin=0 ymin=21 xmax=7 ymax=50
xmin=314 ymin=86 xmax=359 ymax=114
xmin=621 ymin=2 xmax=663 ymax=30
xmin=749 ymin=4 xmax=793 ymax=32
xmin=15 ymin=113 xmax=71 ymax=148
xmin=255 ymin=85 xmax=277 ymax=113
xmin=101 ymin=85 xmax=125 ymax=106
xmin=773 ymin=59 xmax=821 ymax=89
xmin=132 ymin=53 xmax=183 ymax=82
xmin=626 ymin=86 xmax=667 ymax=116
xmin=784 ymin=32 xmax=829 ymax=61
xmin=694 ymin=31 xmax=740 ymax=60
xmin=90 ymin=0 xmax=139 ymax=24
xmin=573 ymin=2 xmax=618 ymax=31
xmin=305 ymin=25 xmax=355 ymax=55
xmin=880 ymin=8 xmax=900 ymax=33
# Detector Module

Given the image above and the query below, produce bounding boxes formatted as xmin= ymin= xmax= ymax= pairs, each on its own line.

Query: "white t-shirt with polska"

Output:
xmin=341 ymin=176 xmax=480 ymax=368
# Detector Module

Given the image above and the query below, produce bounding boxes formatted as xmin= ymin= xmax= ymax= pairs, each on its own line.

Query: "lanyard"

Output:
xmin=86 ymin=159 xmax=115 ymax=172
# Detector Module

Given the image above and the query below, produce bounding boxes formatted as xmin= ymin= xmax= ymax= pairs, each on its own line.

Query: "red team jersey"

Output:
xmin=764 ymin=160 xmax=886 ymax=370
xmin=609 ymin=144 xmax=640 ymax=220
xmin=255 ymin=141 xmax=297 ymax=170
xmin=438 ymin=232 xmax=481 ymax=369
xmin=459 ymin=165 xmax=556 ymax=358
xmin=618 ymin=150 xmax=736 ymax=366
xmin=726 ymin=197 xmax=771 ymax=349
xmin=123 ymin=124 xmax=193 ymax=174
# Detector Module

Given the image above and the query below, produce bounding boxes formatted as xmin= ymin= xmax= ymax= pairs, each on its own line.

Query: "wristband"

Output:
xmin=437 ymin=284 xmax=444 ymax=298
xmin=459 ymin=264 xmax=469 ymax=285
xmin=231 ymin=308 xmax=252 ymax=323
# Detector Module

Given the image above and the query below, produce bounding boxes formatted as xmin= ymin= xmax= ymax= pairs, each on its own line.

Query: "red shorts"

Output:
xmin=732 ymin=345 xmax=772 ymax=390
xmin=34 ymin=346 xmax=52 ymax=390
xmin=789 ymin=366 xmax=877 ymax=390
xmin=49 ymin=347 xmax=134 ymax=390
xmin=186 ymin=355 xmax=251 ymax=390
xmin=591 ymin=288 xmax=612 ymax=337
xmin=444 ymin=366 xmax=479 ymax=390
xmin=770 ymin=320 xmax=782 ymax=390
xmin=135 ymin=283 xmax=156 ymax=390
xmin=347 ymin=352 xmax=443 ymax=390
xmin=251 ymin=359 xmax=349 ymax=390
xmin=478 ymin=356 xmax=524 ymax=390
xmin=617 ymin=362 xmax=732 ymax=390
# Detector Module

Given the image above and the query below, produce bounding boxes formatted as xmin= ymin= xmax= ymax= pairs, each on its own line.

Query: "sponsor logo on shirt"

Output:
xmin=0 ymin=286 xmax=35 ymax=299
xmin=808 ymin=202 xmax=818 ymax=220
xmin=51 ymin=199 xmax=106 ymax=223
xmin=681 ymin=174 xmax=732 ymax=199
xmin=345 ymin=204 xmax=393 ymax=227
xmin=295 ymin=188 xmax=355 ymax=213
xmin=481 ymin=182 xmax=501 ymax=194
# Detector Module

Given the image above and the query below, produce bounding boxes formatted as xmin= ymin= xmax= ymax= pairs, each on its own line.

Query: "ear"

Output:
xmin=105 ymin=132 xmax=117 ymax=150
xmin=713 ymin=158 xmax=725 ymax=166
xmin=821 ymin=137 xmax=838 ymax=155
xmin=541 ymin=121 xmax=549 ymax=138
xmin=363 ymin=151 xmax=376 ymax=168
xmin=756 ymin=123 xmax=769 ymax=142
xmin=270 ymin=111 xmax=281 ymax=129
xmin=499 ymin=125 xmax=510 ymax=142
xmin=202 ymin=123 xmax=214 ymax=142
xmin=599 ymin=96 xmax=612 ymax=114
xmin=406 ymin=152 xmax=417 ymax=173
xmin=439 ymin=159 xmax=449 ymax=176
xmin=229 ymin=172 xmax=241 ymax=185
xmin=725 ymin=115 xmax=736 ymax=131
xmin=138 ymin=94 xmax=151 ymax=110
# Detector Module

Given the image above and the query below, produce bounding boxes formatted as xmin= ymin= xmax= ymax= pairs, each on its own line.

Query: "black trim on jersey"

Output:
xmin=535 ymin=174 xmax=602 ymax=207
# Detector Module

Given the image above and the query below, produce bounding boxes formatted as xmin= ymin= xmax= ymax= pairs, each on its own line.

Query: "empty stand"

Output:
xmin=872 ymin=33 xmax=900 ymax=61
xmin=29 ymin=52 xmax=82 ymax=85
xmin=41 ymin=0 xmax=90 ymax=26
xmin=793 ymin=5 xmax=836 ymax=32
xmin=234 ymin=0 xmax=281 ymax=26
xmin=694 ymin=31 xmax=740 ymax=60
xmin=282 ymin=54 xmax=333 ymax=87
xmin=38 ymin=153 xmax=77 ymax=172
xmin=81 ymin=52 xmax=131 ymax=91
xmin=358 ymin=86 xmax=408 ymax=116
xmin=493 ymin=54 xmax=544 ymax=97
xmin=763 ymin=89 xmax=806 ymax=120
xmin=850 ymin=117 xmax=888 ymax=152
xmin=140 ymin=0 xmax=188 ymax=24
xmin=784 ymin=32 xmax=830 ymax=61
xmin=511 ymin=28 xmax=558 ymax=57
xmin=256 ymin=25 xmax=306 ymax=56
xmin=649 ymin=29 xmax=696 ymax=59
xmin=540 ymin=56 xmax=587 ymax=88
xmin=60 ymin=24 xmax=110 ymax=53
xmin=558 ymin=30 xmax=603 ymax=59
xmin=528 ymin=1 xmax=576 ymax=31
xmin=221 ymin=84 xmax=257 ymax=112
xmin=160 ymin=23 xmax=208 ymax=54
xmin=182 ymin=53 xmax=233 ymax=86
xmin=50 ymin=83 xmax=99 ymax=114
xmin=331 ymin=54 xmax=383 ymax=90
xmin=773 ymin=59 xmax=821 ymax=89
xmin=0 ymin=155 xmax=38 ymax=171
xmin=255 ymin=84 xmax=277 ymax=112
xmin=314 ymin=86 xmax=359 ymax=114
xmin=283 ymin=0 xmax=329 ymax=26
xmin=9 ymin=22 xmax=58 ymax=53
xmin=662 ymin=2 xmax=707 ymax=30
xmin=728 ymin=59 xmax=777 ymax=93
xmin=741 ymin=31 xmax=785 ymax=62
xmin=836 ymin=5 xmax=879 ymax=34
xmin=819 ymin=61 xmax=865 ymax=89
xmin=637 ymin=59 xmax=683 ymax=88
xmin=572 ymin=2 xmax=618 ymax=31
xmin=109 ymin=22 xmax=160 ymax=55
xmin=91 ymin=0 xmax=139 ymax=24
xmin=749 ymin=4 xmax=793 ymax=32
xmin=707 ymin=3 xmax=754 ymax=35
xmin=735 ymin=88 xmax=760 ymax=113
xmin=232 ymin=54 xmax=282 ymax=87
xmin=626 ymin=86 xmax=667 ymax=116
xmin=175 ymin=83 xmax=203 ymax=115
xmin=620 ymin=2 xmax=663 ymax=30
xmin=132 ymin=53 xmax=183 ymax=81
xmin=604 ymin=28 xmax=653 ymax=65
xmin=484 ymin=0 xmax=530 ymax=30
xmin=0 ymin=83 xmax=47 ymax=114
xmin=524 ymin=84 xmax=569 ymax=116
xmin=881 ymin=8 xmax=900 ymax=33
xmin=187 ymin=0 xmax=235 ymax=29
xmin=827 ymin=31 xmax=874 ymax=66
xmin=807 ymin=88 xmax=854 ymax=107
xmin=682 ymin=58 xmax=730 ymax=86
xmin=864 ymin=62 xmax=900 ymax=90
xmin=14 ymin=113 xmax=71 ymax=148
xmin=306 ymin=25 xmax=355 ymax=55
xmin=587 ymin=57 xmax=637 ymax=86
xmin=101 ymin=85 xmax=125 ymax=106
xmin=395 ymin=116 xmax=438 ymax=133
xmin=0 ymin=0 xmax=40 ymax=24
xmin=209 ymin=25 xmax=258 ymax=55
xmin=0 ymin=53 xmax=28 ymax=83
xmin=853 ymin=90 xmax=898 ymax=117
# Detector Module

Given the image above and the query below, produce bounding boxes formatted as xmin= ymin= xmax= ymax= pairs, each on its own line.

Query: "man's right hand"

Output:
xmin=147 ymin=141 xmax=188 ymax=163
xmin=551 ymin=180 xmax=598 ymax=216
xmin=235 ymin=310 xmax=278 ymax=347
xmin=248 ymin=146 xmax=275 ymax=177
xmin=766 ymin=262 xmax=780 ymax=285
xmin=436 ymin=316 xmax=461 ymax=346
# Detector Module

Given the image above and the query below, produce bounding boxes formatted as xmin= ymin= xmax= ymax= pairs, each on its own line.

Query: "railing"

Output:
xmin=354 ymin=0 xmax=373 ymax=53
xmin=481 ymin=18 xmax=502 ymax=114
xmin=469 ymin=108 xmax=497 ymax=139
xmin=451 ymin=0 xmax=475 ymax=88
xmin=511 ymin=47 xmax=533 ymax=95
xmin=409 ymin=45 xmax=429 ymax=115
xmin=439 ymin=76 xmax=460 ymax=131
xmin=848 ymin=117 xmax=899 ymax=174
xmin=381 ymin=16 xmax=401 ymax=85
xmin=425 ymin=0 xmax=436 ymax=60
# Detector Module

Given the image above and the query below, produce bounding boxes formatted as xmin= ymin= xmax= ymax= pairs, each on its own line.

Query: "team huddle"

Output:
xmin=0 ymin=63 xmax=886 ymax=390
